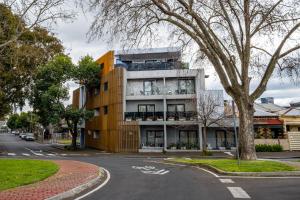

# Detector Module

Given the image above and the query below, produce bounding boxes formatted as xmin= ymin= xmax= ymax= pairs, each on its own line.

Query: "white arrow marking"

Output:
xmin=22 ymin=153 xmax=30 ymax=156
xmin=7 ymin=153 xmax=16 ymax=156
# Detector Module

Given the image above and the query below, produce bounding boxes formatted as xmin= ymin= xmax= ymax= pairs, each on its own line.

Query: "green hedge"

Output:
xmin=255 ymin=144 xmax=283 ymax=152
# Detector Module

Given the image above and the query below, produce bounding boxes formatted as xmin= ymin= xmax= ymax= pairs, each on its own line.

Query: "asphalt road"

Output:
xmin=1 ymin=133 xmax=300 ymax=200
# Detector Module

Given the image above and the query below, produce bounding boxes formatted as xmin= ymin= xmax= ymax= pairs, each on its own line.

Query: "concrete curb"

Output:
xmin=165 ymin=160 xmax=300 ymax=177
xmin=46 ymin=167 xmax=107 ymax=200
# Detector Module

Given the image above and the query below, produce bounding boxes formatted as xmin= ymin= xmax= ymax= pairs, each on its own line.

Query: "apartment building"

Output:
xmin=73 ymin=47 xmax=224 ymax=152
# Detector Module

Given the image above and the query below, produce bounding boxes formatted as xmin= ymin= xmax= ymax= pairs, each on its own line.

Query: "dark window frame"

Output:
xmin=167 ymin=104 xmax=185 ymax=112
xmin=100 ymin=63 xmax=104 ymax=70
xmin=177 ymin=78 xmax=195 ymax=94
xmin=103 ymin=106 xmax=108 ymax=115
xmin=179 ymin=130 xmax=198 ymax=145
xmin=138 ymin=104 xmax=156 ymax=113
xmin=146 ymin=130 xmax=164 ymax=147
xmin=103 ymin=82 xmax=108 ymax=91
xmin=143 ymin=80 xmax=156 ymax=95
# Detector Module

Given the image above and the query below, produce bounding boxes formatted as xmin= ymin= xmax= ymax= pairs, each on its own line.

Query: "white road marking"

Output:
xmin=133 ymin=165 xmax=170 ymax=175
xmin=74 ymin=168 xmax=111 ymax=200
xmin=34 ymin=153 xmax=44 ymax=156
xmin=194 ymin=166 xmax=220 ymax=178
xmin=47 ymin=153 xmax=55 ymax=156
xmin=22 ymin=153 xmax=30 ymax=156
xmin=227 ymin=187 xmax=251 ymax=199
xmin=144 ymin=160 xmax=186 ymax=167
xmin=60 ymin=154 xmax=67 ymax=156
xmin=159 ymin=170 xmax=170 ymax=175
xmin=224 ymin=151 xmax=234 ymax=156
xmin=219 ymin=179 xmax=234 ymax=183
xmin=7 ymin=153 xmax=16 ymax=156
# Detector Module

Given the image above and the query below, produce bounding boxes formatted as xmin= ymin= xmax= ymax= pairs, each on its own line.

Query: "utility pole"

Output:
xmin=232 ymin=100 xmax=240 ymax=165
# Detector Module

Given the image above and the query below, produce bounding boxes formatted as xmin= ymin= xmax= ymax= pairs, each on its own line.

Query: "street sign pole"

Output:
xmin=232 ymin=100 xmax=240 ymax=165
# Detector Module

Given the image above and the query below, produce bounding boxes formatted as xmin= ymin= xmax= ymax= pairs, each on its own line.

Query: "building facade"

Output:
xmin=73 ymin=48 xmax=224 ymax=152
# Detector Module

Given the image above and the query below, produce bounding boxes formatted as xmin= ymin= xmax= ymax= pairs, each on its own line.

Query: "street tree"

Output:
xmin=7 ymin=114 xmax=21 ymax=130
xmin=72 ymin=55 xmax=101 ymax=109
xmin=85 ymin=0 xmax=300 ymax=160
xmin=72 ymin=55 xmax=101 ymax=89
xmin=0 ymin=4 xmax=64 ymax=117
xmin=195 ymin=91 xmax=226 ymax=152
xmin=63 ymin=105 xmax=93 ymax=150
xmin=30 ymin=55 xmax=73 ymax=134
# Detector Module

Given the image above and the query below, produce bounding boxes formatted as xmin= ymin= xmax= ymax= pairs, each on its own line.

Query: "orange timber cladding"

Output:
xmin=73 ymin=51 xmax=139 ymax=152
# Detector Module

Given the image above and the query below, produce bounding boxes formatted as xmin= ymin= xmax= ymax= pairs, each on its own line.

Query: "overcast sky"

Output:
xmin=50 ymin=6 xmax=300 ymax=107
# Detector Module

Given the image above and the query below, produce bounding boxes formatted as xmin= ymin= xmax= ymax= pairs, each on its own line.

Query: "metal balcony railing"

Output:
xmin=166 ymin=111 xmax=197 ymax=121
xmin=124 ymin=61 xmax=187 ymax=71
xmin=124 ymin=112 xmax=164 ymax=121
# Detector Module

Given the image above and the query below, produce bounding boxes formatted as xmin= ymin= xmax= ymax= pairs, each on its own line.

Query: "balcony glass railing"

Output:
xmin=124 ymin=112 xmax=198 ymax=121
xmin=127 ymin=88 xmax=196 ymax=96
xmin=166 ymin=111 xmax=197 ymax=121
xmin=125 ymin=112 xmax=164 ymax=121
xmin=125 ymin=62 xmax=186 ymax=71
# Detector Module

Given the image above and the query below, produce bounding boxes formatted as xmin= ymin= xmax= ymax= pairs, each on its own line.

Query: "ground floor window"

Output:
xmin=215 ymin=130 xmax=235 ymax=149
xmin=146 ymin=130 xmax=164 ymax=147
xmin=178 ymin=130 xmax=198 ymax=149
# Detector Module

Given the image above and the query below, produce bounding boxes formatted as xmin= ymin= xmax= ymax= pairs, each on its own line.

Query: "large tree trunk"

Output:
xmin=235 ymin=99 xmax=257 ymax=160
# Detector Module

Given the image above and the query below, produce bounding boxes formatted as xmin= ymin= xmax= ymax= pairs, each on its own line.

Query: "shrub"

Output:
xmin=255 ymin=144 xmax=283 ymax=152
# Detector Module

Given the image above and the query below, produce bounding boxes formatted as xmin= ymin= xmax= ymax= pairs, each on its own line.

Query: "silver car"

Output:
xmin=20 ymin=133 xmax=27 ymax=139
xmin=25 ymin=133 xmax=35 ymax=141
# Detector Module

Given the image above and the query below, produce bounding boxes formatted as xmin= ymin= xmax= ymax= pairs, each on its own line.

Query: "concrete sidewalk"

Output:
xmin=257 ymin=151 xmax=300 ymax=159
xmin=0 ymin=160 xmax=101 ymax=200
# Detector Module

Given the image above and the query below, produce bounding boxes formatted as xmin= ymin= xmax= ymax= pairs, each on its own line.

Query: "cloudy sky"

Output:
xmin=51 ymin=5 xmax=300 ymax=107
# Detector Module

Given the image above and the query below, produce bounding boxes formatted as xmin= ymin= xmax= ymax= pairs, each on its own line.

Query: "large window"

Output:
xmin=138 ymin=104 xmax=155 ymax=113
xmin=179 ymin=130 xmax=198 ymax=146
xmin=146 ymin=130 xmax=164 ymax=147
xmin=167 ymin=104 xmax=185 ymax=112
xmin=178 ymin=79 xmax=195 ymax=94
xmin=143 ymin=80 xmax=156 ymax=95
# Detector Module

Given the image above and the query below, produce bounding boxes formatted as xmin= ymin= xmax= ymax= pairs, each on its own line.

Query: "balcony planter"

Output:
xmin=125 ymin=118 xmax=132 ymax=122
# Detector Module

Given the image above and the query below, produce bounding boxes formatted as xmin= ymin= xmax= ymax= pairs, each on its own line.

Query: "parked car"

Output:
xmin=20 ymin=133 xmax=27 ymax=139
xmin=12 ymin=131 xmax=19 ymax=136
xmin=25 ymin=133 xmax=35 ymax=141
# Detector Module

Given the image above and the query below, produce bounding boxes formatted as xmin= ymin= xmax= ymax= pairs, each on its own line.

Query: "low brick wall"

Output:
xmin=255 ymin=139 xmax=289 ymax=151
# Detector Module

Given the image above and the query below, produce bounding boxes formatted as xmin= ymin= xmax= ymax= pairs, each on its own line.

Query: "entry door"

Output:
xmin=216 ymin=131 xmax=226 ymax=148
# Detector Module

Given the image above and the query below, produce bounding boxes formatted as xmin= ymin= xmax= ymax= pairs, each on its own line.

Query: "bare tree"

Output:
xmin=0 ymin=0 xmax=74 ymax=49
xmin=195 ymin=90 xmax=226 ymax=151
xmin=84 ymin=0 xmax=300 ymax=160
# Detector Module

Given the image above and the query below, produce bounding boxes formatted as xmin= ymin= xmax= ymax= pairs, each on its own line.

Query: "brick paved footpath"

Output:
xmin=0 ymin=160 xmax=100 ymax=200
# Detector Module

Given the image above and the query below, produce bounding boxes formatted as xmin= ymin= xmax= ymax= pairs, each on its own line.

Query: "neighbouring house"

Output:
xmin=280 ymin=107 xmax=300 ymax=150
xmin=253 ymin=103 xmax=288 ymax=150
xmin=72 ymin=47 xmax=227 ymax=152
xmin=252 ymin=99 xmax=300 ymax=151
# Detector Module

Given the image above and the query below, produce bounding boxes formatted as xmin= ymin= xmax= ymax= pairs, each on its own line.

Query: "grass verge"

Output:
xmin=172 ymin=158 xmax=298 ymax=172
xmin=0 ymin=159 xmax=59 ymax=191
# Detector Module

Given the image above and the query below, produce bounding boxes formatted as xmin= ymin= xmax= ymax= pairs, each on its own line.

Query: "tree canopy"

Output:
xmin=0 ymin=4 xmax=64 ymax=117
xmin=72 ymin=55 xmax=101 ymax=89
xmin=30 ymin=55 xmax=73 ymax=127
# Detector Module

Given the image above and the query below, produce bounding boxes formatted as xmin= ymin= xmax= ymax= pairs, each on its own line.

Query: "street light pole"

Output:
xmin=232 ymin=100 xmax=240 ymax=165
